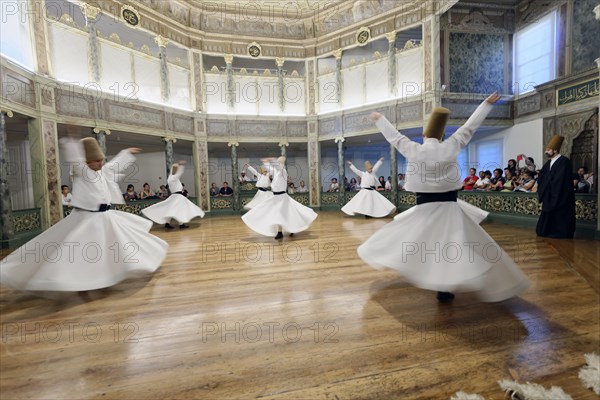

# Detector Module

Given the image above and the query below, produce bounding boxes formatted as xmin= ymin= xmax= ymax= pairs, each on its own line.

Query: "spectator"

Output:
xmin=139 ymin=182 xmax=155 ymax=199
xmin=327 ymin=178 xmax=339 ymax=192
xmin=506 ymin=159 xmax=517 ymax=175
xmin=377 ymin=176 xmax=385 ymax=191
xmin=219 ymin=182 xmax=233 ymax=197
xmin=488 ymin=168 xmax=505 ymax=191
xmin=61 ymin=185 xmax=73 ymax=207
xmin=356 ymin=176 xmax=362 ymax=190
xmin=210 ymin=183 xmax=219 ymax=197
xmin=502 ymin=170 xmax=516 ymax=192
xmin=574 ymin=166 xmax=591 ymax=193
xmin=158 ymin=185 xmax=169 ymax=199
xmin=297 ymin=180 xmax=308 ymax=193
xmin=473 ymin=171 xmax=489 ymax=190
xmin=517 ymin=154 xmax=536 ymax=172
xmin=397 ymin=173 xmax=405 ymax=191
xmin=385 ymin=176 xmax=392 ymax=191
xmin=462 ymin=168 xmax=478 ymax=190
xmin=515 ymin=170 xmax=535 ymax=192
xmin=123 ymin=184 xmax=138 ymax=201
xmin=288 ymin=182 xmax=296 ymax=194
xmin=349 ymin=177 xmax=358 ymax=192
xmin=239 ymin=171 xmax=251 ymax=184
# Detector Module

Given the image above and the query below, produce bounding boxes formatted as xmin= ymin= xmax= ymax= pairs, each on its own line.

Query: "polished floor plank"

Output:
xmin=1 ymin=212 xmax=599 ymax=399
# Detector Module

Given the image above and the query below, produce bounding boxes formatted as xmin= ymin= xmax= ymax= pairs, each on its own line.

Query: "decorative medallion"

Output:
xmin=248 ymin=42 xmax=262 ymax=58
xmin=122 ymin=5 xmax=140 ymax=26
xmin=356 ymin=27 xmax=371 ymax=46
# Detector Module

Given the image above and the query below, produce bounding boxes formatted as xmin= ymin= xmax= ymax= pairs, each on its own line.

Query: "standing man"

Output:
xmin=536 ymin=135 xmax=576 ymax=238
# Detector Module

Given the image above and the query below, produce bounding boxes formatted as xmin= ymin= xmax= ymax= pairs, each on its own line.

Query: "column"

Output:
xmin=93 ymin=127 xmax=110 ymax=156
xmin=0 ymin=110 xmax=14 ymax=244
xmin=276 ymin=57 xmax=285 ymax=112
xmin=28 ymin=118 xmax=62 ymax=229
xmin=390 ymin=143 xmax=398 ymax=196
xmin=386 ymin=31 xmax=397 ymax=96
xmin=163 ymin=136 xmax=176 ymax=178
xmin=229 ymin=141 xmax=240 ymax=211
xmin=193 ymin=138 xmax=210 ymax=212
xmin=81 ymin=4 xmax=102 ymax=83
xmin=224 ymin=54 xmax=235 ymax=111
xmin=308 ymin=118 xmax=320 ymax=208
xmin=333 ymin=49 xmax=343 ymax=107
xmin=155 ymin=35 xmax=171 ymax=103
xmin=335 ymin=137 xmax=345 ymax=205
xmin=596 ymin=57 xmax=600 ymax=235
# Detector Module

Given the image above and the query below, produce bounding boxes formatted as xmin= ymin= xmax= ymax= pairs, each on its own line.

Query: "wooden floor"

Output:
xmin=1 ymin=212 xmax=599 ymax=399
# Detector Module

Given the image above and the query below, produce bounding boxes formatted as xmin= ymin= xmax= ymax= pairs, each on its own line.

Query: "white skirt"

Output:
xmin=358 ymin=201 xmax=530 ymax=302
xmin=244 ymin=189 xmax=274 ymax=210
xmin=342 ymin=189 xmax=396 ymax=217
xmin=142 ymin=194 xmax=205 ymax=224
xmin=0 ymin=209 xmax=168 ymax=291
xmin=242 ymin=193 xmax=318 ymax=236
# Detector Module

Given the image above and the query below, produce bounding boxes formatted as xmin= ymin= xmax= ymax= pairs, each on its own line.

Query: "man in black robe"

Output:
xmin=536 ymin=135 xmax=576 ymax=238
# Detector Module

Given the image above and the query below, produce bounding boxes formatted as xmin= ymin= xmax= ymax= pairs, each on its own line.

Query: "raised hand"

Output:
xmin=370 ymin=111 xmax=382 ymax=121
xmin=379 ymin=157 xmax=384 ymax=161
xmin=486 ymin=92 xmax=501 ymax=104
xmin=179 ymin=160 xmax=187 ymax=165
xmin=127 ymin=147 xmax=142 ymax=154
xmin=347 ymin=161 xmax=353 ymax=165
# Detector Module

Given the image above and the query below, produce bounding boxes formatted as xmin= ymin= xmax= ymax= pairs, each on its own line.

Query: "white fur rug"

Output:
xmin=578 ymin=353 xmax=600 ymax=395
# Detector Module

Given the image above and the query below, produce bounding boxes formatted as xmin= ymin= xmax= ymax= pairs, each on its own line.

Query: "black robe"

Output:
xmin=536 ymin=156 xmax=576 ymax=238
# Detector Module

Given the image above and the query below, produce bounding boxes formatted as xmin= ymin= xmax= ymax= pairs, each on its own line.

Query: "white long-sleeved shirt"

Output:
xmin=266 ymin=161 xmax=288 ymax=192
xmin=375 ymin=101 xmax=493 ymax=193
xmin=349 ymin=159 xmax=383 ymax=188
xmin=247 ymin=166 xmax=271 ymax=189
xmin=60 ymin=138 xmax=135 ymax=211
xmin=167 ymin=165 xmax=185 ymax=193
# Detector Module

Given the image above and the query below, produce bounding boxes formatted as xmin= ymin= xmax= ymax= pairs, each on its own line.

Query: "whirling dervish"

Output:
xmin=243 ymin=163 xmax=273 ymax=210
xmin=142 ymin=161 xmax=205 ymax=230
xmin=342 ymin=157 xmax=396 ymax=218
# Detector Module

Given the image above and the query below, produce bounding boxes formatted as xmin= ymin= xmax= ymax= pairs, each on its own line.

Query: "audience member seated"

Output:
xmin=219 ymin=182 xmax=233 ymax=197
xmin=473 ymin=171 xmax=490 ymax=191
xmin=61 ymin=185 xmax=73 ymax=207
xmin=139 ymin=182 xmax=156 ymax=199
xmin=343 ymin=177 xmax=352 ymax=192
xmin=377 ymin=176 xmax=386 ymax=191
xmin=397 ymin=173 xmax=405 ymax=191
xmin=462 ymin=168 xmax=478 ymax=190
xmin=385 ymin=176 xmax=392 ymax=191
xmin=297 ymin=180 xmax=308 ymax=193
xmin=574 ymin=166 xmax=592 ymax=193
xmin=210 ymin=183 xmax=219 ymax=197
xmin=327 ymin=178 xmax=339 ymax=192
xmin=239 ymin=171 xmax=251 ymax=184
xmin=349 ymin=178 xmax=358 ymax=192
xmin=288 ymin=182 xmax=296 ymax=194
xmin=123 ymin=184 xmax=138 ymax=201
xmin=158 ymin=185 xmax=169 ymax=199
xmin=502 ymin=170 xmax=517 ymax=192
xmin=514 ymin=170 xmax=535 ymax=192
xmin=487 ymin=169 xmax=505 ymax=191
xmin=356 ymin=176 xmax=362 ymax=190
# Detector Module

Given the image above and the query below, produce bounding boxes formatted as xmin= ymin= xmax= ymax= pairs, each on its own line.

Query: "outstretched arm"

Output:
xmin=372 ymin=157 xmax=384 ymax=174
xmin=371 ymin=113 xmax=419 ymax=158
xmin=449 ymin=92 xmax=500 ymax=148
xmin=348 ymin=162 xmax=363 ymax=177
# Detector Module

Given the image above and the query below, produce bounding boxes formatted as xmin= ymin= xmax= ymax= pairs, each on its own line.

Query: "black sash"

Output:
xmin=416 ymin=191 xmax=457 ymax=205
xmin=273 ymin=191 xmax=286 ymax=195
xmin=363 ymin=186 xmax=376 ymax=191
xmin=76 ymin=204 xmax=111 ymax=212
xmin=257 ymin=187 xmax=268 ymax=192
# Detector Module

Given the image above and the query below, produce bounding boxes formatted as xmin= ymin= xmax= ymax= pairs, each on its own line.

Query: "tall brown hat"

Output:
xmin=260 ymin=165 xmax=267 ymax=174
xmin=546 ymin=135 xmax=564 ymax=152
xmin=171 ymin=163 xmax=179 ymax=174
xmin=80 ymin=137 xmax=104 ymax=162
xmin=424 ymin=107 xmax=450 ymax=140
xmin=364 ymin=161 xmax=373 ymax=171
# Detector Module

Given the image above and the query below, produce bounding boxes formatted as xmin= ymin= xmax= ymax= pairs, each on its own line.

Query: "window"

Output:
xmin=475 ymin=140 xmax=503 ymax=173
xmin=514 ymin=11 xmax=557 ymax=94
xmin=0 ymin=0 xmax=34 ymax=70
